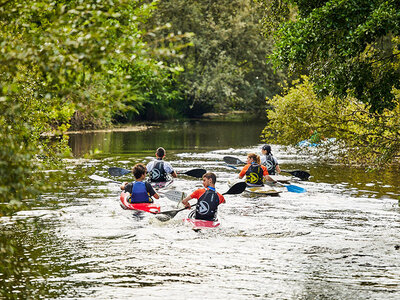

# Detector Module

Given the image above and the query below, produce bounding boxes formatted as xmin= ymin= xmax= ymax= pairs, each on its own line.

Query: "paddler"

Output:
xmin=260 ymin=144 xmax=281 ymax=175
xmin=146 ymin=147 xmax=177 ymax=182
xmin=181 ymin=172 xmax=225 ymax=221
xmin=238 ymin=153 xmax=276 ymax=186
xmin=120 ymin=163 xmax=159 ymax=203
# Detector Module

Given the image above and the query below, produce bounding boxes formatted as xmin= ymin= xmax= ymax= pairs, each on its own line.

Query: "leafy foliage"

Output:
xmin=146 ymin=0 xmax=284 ymax=116
xmin=0 ymin=0 xmax=182 ymax=213
xmin=262 ymin=76 xmax=400 ymax=167
xmin=261 ymin=0 xmax=400 ymax=113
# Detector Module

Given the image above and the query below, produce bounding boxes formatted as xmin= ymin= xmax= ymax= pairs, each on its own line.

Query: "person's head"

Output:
xmin=261 ymin=144 xmax=272 ymax=155
xmin=132 ymin=163 xmax=147 ymax=180
xmin=202 ymin=172 xmax=217 ymax=188
xmin=247 ymin=153 xmax=260 ymax=164
xmin=156 ymin=147 xmax=166 ymax=159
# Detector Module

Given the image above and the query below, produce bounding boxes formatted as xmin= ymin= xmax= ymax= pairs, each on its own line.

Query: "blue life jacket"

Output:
xmin=245 ymin=163 xmax=264 ymax=185
xmin=149 ymin=160 xmax=168 ymax=182
xmin=129 ymin=181 xmax=151 ymax=203
xmin=264 ymin=154 xmax=276 ymax=175
xmin=195 ymin=188 xmax=219 ymax=221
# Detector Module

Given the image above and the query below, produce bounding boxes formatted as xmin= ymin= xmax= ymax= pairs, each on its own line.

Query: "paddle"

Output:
xmin=159 ymin=190 xmax=187 ymax=202
xmin=280 ymin=170 xmax=310 ymax=181
xmin=223 ymin=156 xmax=246 ymax=166
xmin=177 ymin=168 xmax=207 ymax=178
xmin=155 ymin=181 xmax=247 ymax=222
xmin=108 ymin=167 xmax=131 ymax=176
xmin=89 ymin=174 xmax=121 ymax=184
xmin=275 ymin=182 xmax=306 ymax=193
xmin=223 ymin=155 xmax=311 ymax=181
xmin=108 ymin=167 xmax=206 ymax=179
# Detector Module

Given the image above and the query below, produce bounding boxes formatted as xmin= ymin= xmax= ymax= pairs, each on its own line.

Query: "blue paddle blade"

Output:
xmin=108 ymin=167 xmax=131 ymax=176
xmin=285 ymin=184 xmax=306 ymax=193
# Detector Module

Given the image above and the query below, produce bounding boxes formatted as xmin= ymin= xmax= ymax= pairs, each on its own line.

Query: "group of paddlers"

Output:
xmin=120 ymin=145 xmax=280 ymax=221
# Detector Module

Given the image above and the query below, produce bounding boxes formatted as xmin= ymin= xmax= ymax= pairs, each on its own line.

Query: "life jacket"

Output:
xmin=263 ymin=154 xmax=276 ymax=175
xmin=149 ymin=160 xmax=168 ymax=182
xmin=245 ymin=163 xmax=264 ymax=185
xmin=128 ymin=181 xmax=152 ymax=203
xmin=195 ymin=188 xmax=219 ymax=221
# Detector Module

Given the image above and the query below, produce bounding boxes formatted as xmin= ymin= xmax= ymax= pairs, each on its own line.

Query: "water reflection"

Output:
xmin=68 ymin=120 xmax=266 ymax=157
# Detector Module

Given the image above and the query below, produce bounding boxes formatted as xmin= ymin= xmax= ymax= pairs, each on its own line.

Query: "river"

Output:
xmin=2 ymin=120 xmax=400 ymax=299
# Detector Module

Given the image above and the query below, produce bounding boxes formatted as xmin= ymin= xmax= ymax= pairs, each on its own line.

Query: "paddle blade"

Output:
xmin=160 ymin=190 xmax=186 ymax=202
xmin=285 ymin=184 xmax=306 ymax=193
xmin=155 ymin=205 xmax=193 ymax=222
xmin=180 ymin=168 xmax=207 ymax=178
xmin=89 ymin=175 xmax=121 ymax=184
xmin=108 ymin=167 xmax=131 ymax=176
xmin=223 ymin=182 xmax=247 ymax=195
xmin=223 ymin=156 xmax=245 ymax=165
xmin=281 ymin=170 xmax=310 ymax=180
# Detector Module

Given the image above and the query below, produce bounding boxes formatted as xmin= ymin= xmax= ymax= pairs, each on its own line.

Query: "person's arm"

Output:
xmin=181 ymin=195 xmax=193 ymax=208
xmin=120 ymin=182 xmax=128 ymax=191
xmin=218 ymin=193 xmax=226 ymax=204
xmin=145 ymin=182 xmax=159 ymax=199
xmin=181 ymin=189 xmax=201 ymax=208
xmin=165 ymin=162 xmax=177 ymax=178
xmin=275 ymin=164 xmax=281 ymax=174
xmin=238 ymin=165 xmax=249 ymax=179
xmin=262 ymin=166 xmax=276 ymax=182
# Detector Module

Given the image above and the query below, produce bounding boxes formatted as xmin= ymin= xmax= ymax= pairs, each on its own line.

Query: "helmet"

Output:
xmin=262 ymin=144 xmax=271 ymax=154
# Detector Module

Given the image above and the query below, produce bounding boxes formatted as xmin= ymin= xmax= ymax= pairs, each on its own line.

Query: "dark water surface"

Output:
xmin=1 ymin=120 xmax=399 ymax=299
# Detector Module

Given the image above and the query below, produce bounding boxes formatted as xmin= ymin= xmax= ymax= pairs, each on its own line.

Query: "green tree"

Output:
xmin=261 ymin=0 xmax=400 ymax=113
xmin=146 ymin=0 xmax=284 ymax=116
xmin=0 ymin=0 xmax=180 ymax=214
xmin=262 ymin=76 xmax=400 ymax=167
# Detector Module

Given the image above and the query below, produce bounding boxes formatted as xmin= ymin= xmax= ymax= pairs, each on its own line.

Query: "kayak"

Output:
xmin=228 ymin=179 xmax=281 ymax=196
xmin=269 ymin=175 xmax=292 ymax=184
xmin=119 ymin=192 xmax=161 ymax=214
xmin=245 ymin=186 xmax=281 ymax=196
xmin=183 ymin=218 xmax=220 ymax=229
xmin=149 ymin=179 xmax=173 ymax=190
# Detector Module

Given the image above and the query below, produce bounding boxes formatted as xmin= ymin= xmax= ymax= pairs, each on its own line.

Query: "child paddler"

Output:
xmin=238 ymin=153 xmax=276 ymax=186
xmin=146 ymin=147 xmax=177 ymax=183
xmin=120 ymin=163 xmax=159 ymax=203
xmin=260 ymin=144 xmax=281 ymax=175
xmin=181 ymin=172 xmax=225 ymax=221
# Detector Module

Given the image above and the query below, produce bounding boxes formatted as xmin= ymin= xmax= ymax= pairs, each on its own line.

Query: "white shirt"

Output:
xmin=146 ymin=159 xmax=174 ymax=174
xmin=261 ymin=155 xmax=278 ymax=168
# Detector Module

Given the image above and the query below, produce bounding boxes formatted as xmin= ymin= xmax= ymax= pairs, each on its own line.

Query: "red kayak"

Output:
xmin=183 ymin=218 xmax=220 ymax=229
xmin=119 ymin=192 xmax=161 ymax=214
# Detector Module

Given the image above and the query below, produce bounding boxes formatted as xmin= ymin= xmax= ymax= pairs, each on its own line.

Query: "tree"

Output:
xmin=146 ymin=0 xmax=284 ymax=116
xmin=0 ymin=0 xmax=180 ymax=213
xmin=261 ymin=0 xmax=400 ymax=113
xmin=262 ymin=76 xmax=400 ymax=167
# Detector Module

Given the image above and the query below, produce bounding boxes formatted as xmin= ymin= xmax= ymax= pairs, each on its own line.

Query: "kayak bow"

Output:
xmin=119 ymin=192 xmax=161 ymax=214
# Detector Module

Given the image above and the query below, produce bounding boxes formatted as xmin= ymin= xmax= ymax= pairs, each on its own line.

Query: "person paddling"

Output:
xmin=146 ymin=147 xmax=177 ymax=183
xmin=120 ymin=163 xmax=159 ymax=203
xmin=260 ymin=144 xmax=281 ymax=175
xmin=181 ymin=172 xmax=225 ymax=221
xmin=238 ymin=153 xmax=275 ymax=186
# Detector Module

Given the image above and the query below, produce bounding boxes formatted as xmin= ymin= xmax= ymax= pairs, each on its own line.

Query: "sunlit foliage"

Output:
xmin=0 ymin=0 xmax=182 ymax=213
xmin=262 ymin=77 xmax=400 ymax=167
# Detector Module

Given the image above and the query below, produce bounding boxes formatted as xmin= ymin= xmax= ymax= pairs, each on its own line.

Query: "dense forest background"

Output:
xmin=1 ymin=0 xmax=400 ymax=212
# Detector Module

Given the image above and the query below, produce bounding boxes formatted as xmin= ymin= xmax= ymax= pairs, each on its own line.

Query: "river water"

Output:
xmin=2 ymin=120 xmax=400 ymax=299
